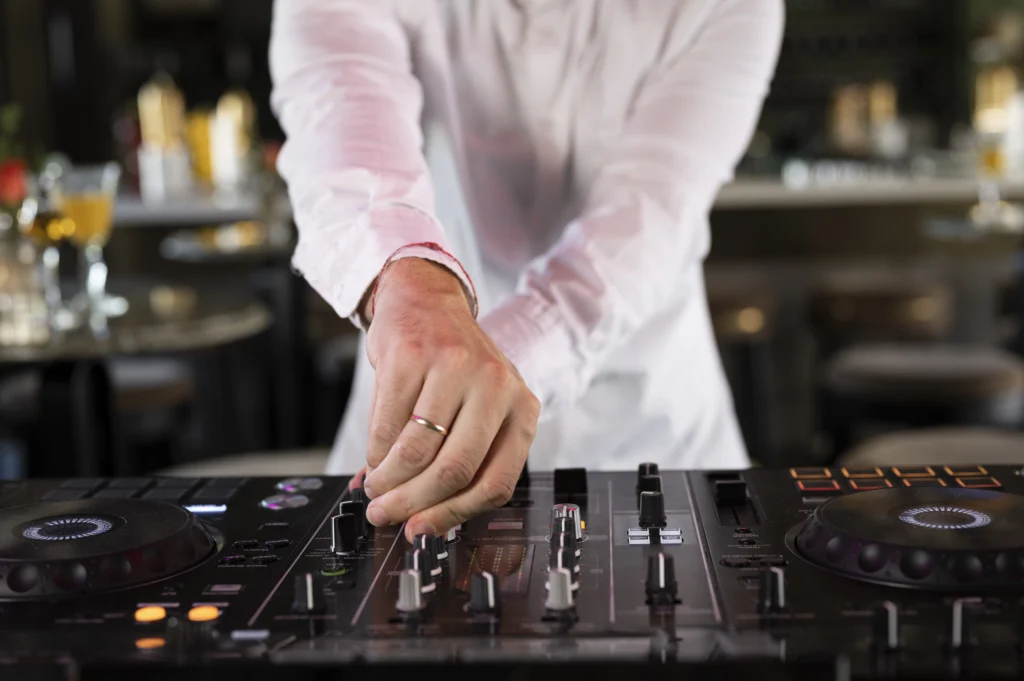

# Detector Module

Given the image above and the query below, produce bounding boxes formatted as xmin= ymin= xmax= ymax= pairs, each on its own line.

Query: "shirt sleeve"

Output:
xmin=479 ymin=0 xmax=784 ymax=417
xmin=269 ymin=0 xmax=477 ymax=331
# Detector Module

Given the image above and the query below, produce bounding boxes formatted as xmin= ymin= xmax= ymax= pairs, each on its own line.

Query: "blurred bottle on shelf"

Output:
xmin=867 ymin=81 xmax=909 ymax=161
xmin=137 ymin=72 xmax=193 ymax=202
xmin=210 ymin=89 xmax=256 ymax=194
xmin=829 ymin=84 xmax=870 ymax=157
xmin=186 ymin=109 xmax=214 ymax=187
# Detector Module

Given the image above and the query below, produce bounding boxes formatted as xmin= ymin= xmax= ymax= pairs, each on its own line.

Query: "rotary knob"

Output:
xmin=637 ymin=462 xmax=659 ymax=482
xmin=395 ymin=569 xmax=424 ymax=614
xmin=639 ymin=491 xmax=667 ymax=529
xmin=433 ymin=535 xmax=449 ymax=561
xmin=330 ymin=514 xmax=360 ymax=555
xmin=638 ymin=475 xmax=663 ymax=496
xmin=646 ymin=552 xmax=678 ymax=606
xmin=758 ymin=566 xmax=786 ymax=613
xmin=550 ymin=504 xmax=582 ymax=540
xmin=338 ymin=500 xmax=366 ymax=537
xmin=467 ymin=571 xmax=501 ymax=615
xmin=544 ymin=567 xmax=575 ymax=612
xmin=551 ymin=530 xmax=580 ymax=558
xmin=445 ymin=526 xmax=457 ymax=543
xmin=872 ymin=601 xmax=900 ymax=652
xmin=404 ymin=549 xmax=437 ymax=593
xmin=548 ymin=547 xmax=580 ymax=585
xmin=412 ymin=534 xmax=444 ymax=575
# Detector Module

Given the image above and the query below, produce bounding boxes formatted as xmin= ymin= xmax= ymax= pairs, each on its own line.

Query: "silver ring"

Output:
xmin=410 ymin=414 xmax=448 ymax=436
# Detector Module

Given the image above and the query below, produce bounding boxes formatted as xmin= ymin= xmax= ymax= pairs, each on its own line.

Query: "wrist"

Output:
xmin=367 ymin=257 xmax=471 ymax=323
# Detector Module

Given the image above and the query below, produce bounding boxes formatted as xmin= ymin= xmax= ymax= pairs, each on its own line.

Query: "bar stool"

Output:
xmin=708 ymin=289 xmax=777 ymax=465
xmin=153 ymin=448 xmax=330 ymax=477
xmin=838 ymin=426 xmax=1024 ymax=468
xmin=821 ymin=344 xmax=1024 ymax=459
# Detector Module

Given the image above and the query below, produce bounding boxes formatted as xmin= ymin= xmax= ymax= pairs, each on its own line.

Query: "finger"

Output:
xmin=362 ymin=369 xmax=464 ymax=498
xmin=365 ymin=384 xmax=508 ymax=528
xmin=366 ymin=361 xmax=424 ymax=472
xmin=405 ymin=414 xmax=531 ymax=540
xmin=348 ymin=467 xmax=366 ymax=490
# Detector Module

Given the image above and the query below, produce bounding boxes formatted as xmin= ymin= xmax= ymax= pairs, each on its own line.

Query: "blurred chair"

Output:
xmin=709 ymin=289 xmax=778 ymax=465
xmin=839 ymin=426 xmax=1024 ymax=468
xmin=821 ymin=344 xmax=1024 ymax=459
xmin=154 ymin=448 xmax=329 ymax=477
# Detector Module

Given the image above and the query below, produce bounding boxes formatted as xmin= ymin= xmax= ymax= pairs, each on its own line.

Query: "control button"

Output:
xmin=109 ymin=478 xmax=154 ymax=489
xmin=714 ymin=479 xmax=747 ymax=505
xmin=789 ymin=467 xmax=831 ymax=480
xmin=264 ymin=539 xmax=291 ymax=549
xmin=841 ymin=467 xmax=883 ymax=479
xmin=445 ymin=526 xmax=457 ymax=543
xmin=553 ymin=467 xmax=588 ymax=500
xmin=949 ymin=597 xmax=981 ymax=651
xmin=251 ymin=554 xmax=279 ymax=565
xmin=93 ymin=488 xmax=139 ymax=499
xmin=552 ymin=531 xmax=580 ymax=559
xmin=156 ymin=477 xmax=200 ymax=488
xmin=331 ymin=514 xmax=360 ymax=555
xmin=339 ymin=500 xmax=366 ymax=537
xmin=205 ymin=477 xmax=248 ymax=487
xmin=849 ymin=479 xmax=893 ymax=491
xmin=902 ymin=478 xmax=947 ymax=488
xmin=413 ymin=535 xmax=444 ymax=575
xmin=141 ymin=488 xmax=188 ymax=502
xmin=395 ymin=569 xmax=424 ymax=614
xmin=260 ymin=494 xmax=309 ymax=510
xmin=135 ymin=605 xmax=167 ymax=623
xmin=544 ymin=567 xmax=575 ymax=612
xmin=191 ymin=487 xmax=238 ymax=502
xmin=320 ymin=564 xmax=349 ymax=578
xmin=550 ymin=503 xmax=583 ymax=540
xmin=548 ymin=548 xmax=580 ymax=583
xmin=276 ymin=477 xmax=324 ymax=493
xmin=637 ymin=462 xmax=659 ymax=481
xmin=758 ymin=566 xmax=786 ymax=613
xmin=735 ymin=527 xmax=753 ymax=534
xmin=220 ymin=555 xmax=246 ymax=565
xmin=232 ymin=539 xmax=259 ymax=549
xmin=404 ymin=549 xmax=437 ymax=593
xmin=291 ymin=572 xmax=324 ymax=614
xmin=487 ymin=520 xmax=523 ymax=531
xmin=955 ymin=476 xmax=1001 ymax=489
xmin=639 ymin=491 xmax=667 ymax=529
xmin=720 ymin=558 xmax=752 ymax=568
xmin=795 ymin=479 xmax=841 ymax=494
xmin=42 ymin=489 xmax=89 ymax=501
xmin=738 ymin=538 xmax=757 ymax=546
xmin=187 ymin=606 xmax=220 ymax=622
xmin=467 ymin=571 xmax=501 ymax=615
xmin=135 ymin=637 xmax=166 ymax=650
xmin=637 ymin=475 xmax=662 ymax=496
xmin=204 ymin=584 xmax=243 ymax=596
xmin=645 ymin=553 xmax=679 ymax=606
xmin=230 ymin=630 xmax=270 ymax=642
xmin=892 ymin=466 xmax=936 ymax=478
xmin=873 ymin=601 xmax=900 ymax=652
xmin=59 ymin=478 xmax=106 ymax=490
xmin=432 ymin=535 xmax=449 ymax=561
xmin=944 ymin=465 xmax=988 ymax=477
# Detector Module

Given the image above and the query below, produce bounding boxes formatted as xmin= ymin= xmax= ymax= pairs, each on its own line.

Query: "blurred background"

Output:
xmin=3 ymin=0 xmax=1024 ymax=480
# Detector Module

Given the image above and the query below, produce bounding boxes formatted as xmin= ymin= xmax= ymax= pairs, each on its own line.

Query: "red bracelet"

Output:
xmin=368 ymin=242 xmax=478 ymax=321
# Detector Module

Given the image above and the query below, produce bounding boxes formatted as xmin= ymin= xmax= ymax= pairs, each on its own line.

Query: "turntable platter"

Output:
xmin=793 ymin=487 xmax=1024 ymax=590
xmin=0 ymin=499 xmax=216 ymax=599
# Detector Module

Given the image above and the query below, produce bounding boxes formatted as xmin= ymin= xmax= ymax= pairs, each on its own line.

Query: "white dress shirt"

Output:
xmin=269 ymin=0 xmax=784 ymax=473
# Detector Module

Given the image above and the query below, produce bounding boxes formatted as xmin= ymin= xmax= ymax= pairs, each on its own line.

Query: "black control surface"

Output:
xmin=1 ymin=465 xmax=1024 ymax=678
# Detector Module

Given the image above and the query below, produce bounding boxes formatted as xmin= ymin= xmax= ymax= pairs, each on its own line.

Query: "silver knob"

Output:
xmin=395 ymin=569 xmax=424 ymax=613
xmin=544 ymin=567 xmax=575 ymax=611
xmin=550 ymin=503 xmax=582 ymax=540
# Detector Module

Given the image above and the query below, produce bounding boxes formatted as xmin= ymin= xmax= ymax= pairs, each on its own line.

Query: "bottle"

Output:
xmin=137 ymin=72 xmax=193 ymax=202
xmin=0 ymin=210 xmax=49 ymax=345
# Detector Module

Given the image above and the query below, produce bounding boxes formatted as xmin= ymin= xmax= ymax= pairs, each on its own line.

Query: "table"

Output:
xmin=0 ymin=287 xmax=272 ymax=477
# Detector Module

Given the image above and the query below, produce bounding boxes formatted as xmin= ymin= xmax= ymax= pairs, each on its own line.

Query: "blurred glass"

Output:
xmin=0 ymin=213 xmax=50 ymax=346
xmin=15 ymin=191 xmax=78 ymax=331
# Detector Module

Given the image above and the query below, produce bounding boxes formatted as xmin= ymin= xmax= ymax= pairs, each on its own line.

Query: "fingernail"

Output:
xmin=413 ymin=522 xmax=437 ymax=537
xmin=366 ymin=504 xmax=389 ymax=526
xmin=362 ymin=483 xmax=376 ymax=499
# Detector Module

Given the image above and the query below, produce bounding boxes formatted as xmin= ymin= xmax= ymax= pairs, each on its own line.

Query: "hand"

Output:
xmin=360 ymin=258 xmax=539 ymax=541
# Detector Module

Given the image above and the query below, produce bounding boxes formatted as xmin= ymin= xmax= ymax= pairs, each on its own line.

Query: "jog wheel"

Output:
xmin=0 ymin=499 xmax=216 ymax=599
xmin=792 ymin=487 xmax=1024 ymax=590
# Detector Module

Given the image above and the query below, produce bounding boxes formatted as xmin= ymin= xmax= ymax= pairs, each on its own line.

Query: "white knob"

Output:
xmin=544 ymin=567 xmax=575 ymax=611
xmin=395 ymin=569 xmax=424 ymax=613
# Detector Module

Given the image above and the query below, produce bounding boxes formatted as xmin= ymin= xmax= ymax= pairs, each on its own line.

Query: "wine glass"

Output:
xmin=15 ymin=191 xmax=79 ymax=331
xmin=51 ymin=162 xmax=127 ymax=317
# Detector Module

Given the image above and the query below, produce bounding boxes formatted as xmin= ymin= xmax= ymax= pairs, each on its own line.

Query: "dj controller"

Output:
xmin=2 ymin=464 xmax=1024 ymax=679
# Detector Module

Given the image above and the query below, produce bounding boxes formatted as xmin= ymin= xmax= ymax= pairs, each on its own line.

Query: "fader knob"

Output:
xmin=758 ymin=566 xmax=786 ymax=613
xmin=548 ymin=547 xmax=579 ymax=579
xmin=330 ymin=514 xmax=360 ymax=555
xmin=551 ymin=530 xmax=580 ymax=558
xmin=638 ymin=475 xmax=662 ymax=496
xmin=339 ymin=501 xmax=366 ymax=536
xmin=639 ymin=492 xmax=667 ymax=529
xmin=544 ymin=567 xmax=575 ymax=611
xmin=645 ymin=552 xmax=678 ymax=606
xmin=404 ymin=549 xmax=437 ymax=593
xmin=291 ymin=572 xmax=324 ymax=614
xmin=468 ymin=571 xmax=501 ymax=614
xmin=950 ymin=597 xmax=980 ymax=651
xmin=395 ymin=569 xmax=424 ymax=614
xmin=413 ymin=535 xmax=444 ymax=575
xmin=872 ymin=601 xmax=900 ymax=651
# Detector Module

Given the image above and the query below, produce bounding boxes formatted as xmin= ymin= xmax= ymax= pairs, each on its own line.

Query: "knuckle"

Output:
xmin=371 ymin=421 xmax=402 ymax=450
xmin=436 ymin=455 xmax=477 ymax=492
xmin=481 ymin=359 xmax=513 ymax=388
xmin=394 ymin=437 xmax=433 ymax=469
xmin=389 ymin=492 xmax=417 ymax=521
xmin=481 ymin=475 xmax=516 ymax=509
xmin=441 ymin=344 xmax=471 ymax=367
xmin=519 ymin=390 xmax=541 ymax=421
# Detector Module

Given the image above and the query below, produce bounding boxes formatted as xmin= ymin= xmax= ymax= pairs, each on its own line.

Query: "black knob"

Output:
xmin=758 ymin=566 xmax=785 ymax=613
xmin=339 ymin=501 xmax=366 ymax=536
xmin=432 ymin=535 xmax=449 ymax=561
xmin=412 ymin=535 xmax=443 ymax=575
xmin=349 ymin=487 xmax=367 ymax=505
xmin=549 ymin=547 xmax=579 ymax=577
xmin=467 ymin=571 xmax=501 ymax=614
xmin=552 ymin=516 xmax=574 ymax=539
xmin=638 ymin=462 xmax=659 ymax=480
xmin=638 ymin=475 xmax=662 ymax=496
xmin=291 ymin=572 xmax=324 ymax=613
xmin=331 ymin=514 xmax=360 ymax=555
xmin=873 ymin=601 xmax=900 ymax=652
xmin=646 ymin=552 xmax=678 ymax=606
xmin=404 ymin=549 xmax=437 ymax=592
xmin=551 ymin=531 xmax=580 ymax=558
xmin=639 ymin=491 xmax=667 ymax=529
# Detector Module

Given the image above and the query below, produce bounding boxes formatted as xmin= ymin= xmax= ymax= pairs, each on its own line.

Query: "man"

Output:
xmin=269 ymin=0 xmax=784 ymax=541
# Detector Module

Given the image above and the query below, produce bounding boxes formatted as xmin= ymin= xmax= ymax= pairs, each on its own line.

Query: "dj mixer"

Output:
xmin=2 ymin=464 xmax=1024 ymax=679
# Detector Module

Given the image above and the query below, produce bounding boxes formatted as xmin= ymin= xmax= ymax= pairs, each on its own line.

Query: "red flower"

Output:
xmin=0 ymin=159 xmax=27 ymax=207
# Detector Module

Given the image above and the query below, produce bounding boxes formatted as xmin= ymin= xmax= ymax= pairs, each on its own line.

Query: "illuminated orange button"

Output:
xmin=955 ymin=476 xmax=1001 ymax=489
xmin=944 ymin=465 xmax=988 ymax=477
xmin=134 ymin=606 xmax=167 ymax=623
xmin=902 ymin=478 xmax=946 ymax=488
xmin=135 ymin=637 xmax=166 ymax=650
xmin=796 ymin=479 xmax=841 ymax=494
xmin=841 ymin=467 xmax=883 ymax=479
xmin=849 ymin=479 xmax=892 ymax=491
xmin=790 ymin=467 xmax=832 ymax=480
xmin=188 ymin=605 xmax=220 ymax=622
xmin=892 ymin=466 xmax=935 ymax=478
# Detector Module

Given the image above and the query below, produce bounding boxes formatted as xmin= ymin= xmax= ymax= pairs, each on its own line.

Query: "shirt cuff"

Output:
xmin=478 ymin=290 xmax=577 ymax=420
